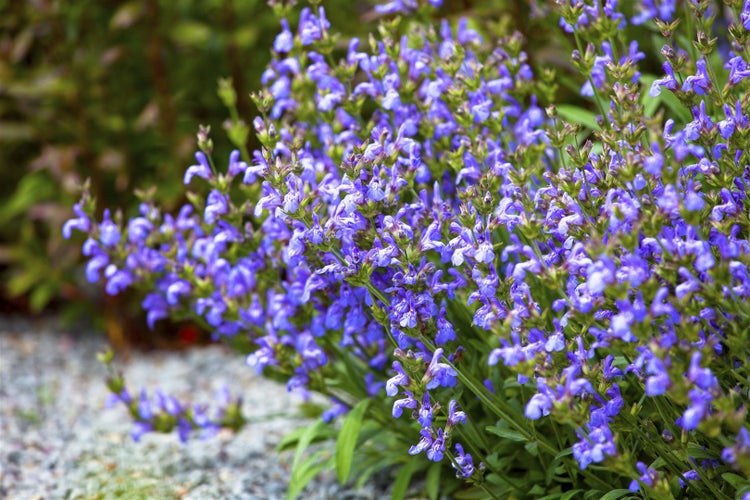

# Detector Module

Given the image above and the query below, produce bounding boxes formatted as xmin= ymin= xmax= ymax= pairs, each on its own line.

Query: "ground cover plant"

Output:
xmin=66 ymin=0 xmax=750 ymax=498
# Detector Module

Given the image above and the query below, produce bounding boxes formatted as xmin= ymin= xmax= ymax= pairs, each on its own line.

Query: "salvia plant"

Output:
xmin=65 ymin=0 xmax=750 ymax=498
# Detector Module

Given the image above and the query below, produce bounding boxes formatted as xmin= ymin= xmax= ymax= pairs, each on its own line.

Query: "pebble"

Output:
xmin=0 ymin=316 xmax=389 ymax=499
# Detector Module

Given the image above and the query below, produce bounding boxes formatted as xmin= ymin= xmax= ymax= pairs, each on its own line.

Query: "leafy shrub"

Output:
xmin=68 ymin=0 xmax=750 ymax=498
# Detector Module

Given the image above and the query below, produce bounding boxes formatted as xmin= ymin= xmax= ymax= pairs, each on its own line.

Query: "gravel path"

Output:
xmin=0 ymin=316 xmax=387 ymax=499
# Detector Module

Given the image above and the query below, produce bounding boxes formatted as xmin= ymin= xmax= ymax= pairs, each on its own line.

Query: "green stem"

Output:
xmin=572 ymin=33 xmax=609 ymax=123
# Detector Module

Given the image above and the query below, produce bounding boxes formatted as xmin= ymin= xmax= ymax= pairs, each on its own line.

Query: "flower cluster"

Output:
xmin=98 ymin=351 xmax=244 ymax=442
xmin=66 ymin=0 xmax=750 ymax=497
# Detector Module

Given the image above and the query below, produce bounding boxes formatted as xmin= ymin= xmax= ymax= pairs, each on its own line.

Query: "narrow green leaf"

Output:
xmin=537 ymin=493 xmax=562 ymax=500
xmin=561 ymin=490 xmax=585 ymax=500
xmin=599 ymin=488 xmax=634 ymax=500
xmin=486 ymin=424 xmax=526 ymax=442
xmin=392 ymin=459 xmax=418 ymax=500
xmin=556 ymin=104 xmax=600 ymax=131
xmin=649 ymin=457 xmax=667 ymax=470
xmin=286 ymin=449 xmax=330 ymax=500
xmin=276 ymin=426 xmax=309 ymax=452
xmin=335 ymin=399 xmax=370 ymax=484
xmin=277 ymin=419 xmax=335 ymax=453
xmin=584 ymin=491 xmax=604 ymax=500
xmin=292 ymin=419 xmax=327 ymax=472
xmin=426 ymin=462 xmax=441 ymax=500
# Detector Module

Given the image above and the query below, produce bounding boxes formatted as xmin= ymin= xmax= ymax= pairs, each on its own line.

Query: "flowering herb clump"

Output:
xmin=66 ymin=0 xmax=750 ymax=498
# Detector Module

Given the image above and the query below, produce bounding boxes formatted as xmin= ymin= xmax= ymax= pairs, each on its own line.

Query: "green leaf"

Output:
xmin=640 ymin=73 xmax=692 ymax=123
xmin=556 ymin=104 xmax=600 ymax=131
xmin=537 ymin=493 xmax=562 ymax=500
xmin=524 ymin=441 xmax=539 ymax=457
xmin=599 ymin=489 xmax=634 ymax=500
xmin=0 ymin=171 xmax=56 ymax=225
xmin=286 ymin=449 xmax=330 ymax=500
xmin=426 ymin=462 xmax=441 ymax=500
xmin=292 ymin=419 xmax=328 ymax=472
xmin=392 ymin=459 xmax=418 ymax=500
xmin=335 ymin=399 xmax=370 ymax=484
xmin=529 ymin=484 xmax=546 ymax=496
xmin=721 ymin=472 xmax=749 ymax=490
xmin=486 ymin=422 xmax=526 ymax=442
xmin=29 ymin=282 xmax=58 ymax=312
xmin=276 ymin=419 xmax=335 ymax=453
xmin=562 ymin=490 xmax=585 ymax=500
xmin=584 ymin=491 xmax=604 ymax=500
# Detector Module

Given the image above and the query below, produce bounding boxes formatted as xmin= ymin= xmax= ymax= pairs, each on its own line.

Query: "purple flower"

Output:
xmin=525 ymin=392 xmax=552 ymax=420
xmin=722 ymin=427 xmax=750 ymax=468
xmin=435 ymin=307 xmax=456 ymax=345
xmin=650 ymin=60 xmax=678 ymax=97
xmin=62 ymin=203 xmax=91 ymax=239
xmin=393 ymin=392 xmax=418 ymax=418
xmin=409 ymin=428 xmax=434 ymax=455
xmin=142 ymin=292 xmax=169 ymax=329
xmin=127 ymin=217 xmax=153 ymax=244
xmin=104 ymin=266 xmax=133 ymax=295
xmin=184 ymin=151 xmax=212 ymax=184
xmin=166 ymin=279 xmax=191 ymax=305
xmin=426 ymin=428 xmax=446 ymax=461
xmin=99 ymin=209 xmax=120 ymax=247
xmin=572 ymin=420 xmax=618 ymax=470
xmin=386 ymin=360 xmax=410 ymax=396
xmin=629 ymin=461 xmax=659 ymax=492
xmin=682 ymin=59 xmax=711 ymax=95
xmin=322 ymin=399 xmax=349 ymax=423
xmin=586 ymin=257 xmax=615 ymax=295
xmin=632 ymin=0 xmax=675 ymax=24
xmin=684 ymin=191 xmax=705 ymax=211
xmin=298 ymin=7 xmax=329 ymax=46
xmin=726 ymin=55 xmax=750 ymax=85
xmin=424 ymin=348 xmax=457 ymax=390
xmin=274 ymin=19 xmax=294 ymax=53
xmin=137 ymin=389 xmax=153 ymax=420
xmin=204 ymin=190 xmax=229 ymax=225
xmin=678 ymin=469 xmax=700 ymax=489
xmin=418 ymin=394 xmax=433 ymax=427
xmin=447 ymin=399 xmax=466 ymax=427
xmin=645 ymin=357 xmax=671 ymax=396
xmin=131 ymin=421 xmax=153 ymax=442
xmin=678 ymin=389 xmax=714 ymax=430
xmin=453 ymin=443 xmax=475 ymax=478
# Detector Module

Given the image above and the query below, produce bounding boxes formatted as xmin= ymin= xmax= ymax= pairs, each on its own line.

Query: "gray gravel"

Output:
xmin=0 ymin=316 xmax=388 ymax=499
